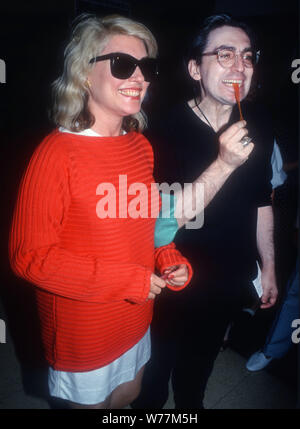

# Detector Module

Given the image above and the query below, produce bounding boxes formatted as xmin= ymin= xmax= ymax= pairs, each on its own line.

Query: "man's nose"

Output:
xmin=231 ymin=53 xmax=245 ymax=72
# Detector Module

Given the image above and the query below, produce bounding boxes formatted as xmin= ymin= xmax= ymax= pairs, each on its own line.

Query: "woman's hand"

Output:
xmin=162 ymin=264 xmax=189 ymax=287
xmin=148 ymin=273 xmax=167 ymax=299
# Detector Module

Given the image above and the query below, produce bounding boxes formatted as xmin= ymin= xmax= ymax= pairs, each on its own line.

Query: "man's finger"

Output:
xmin=243 ymin=142 xmax=254 ymax=155
xmin=219 ymin=120 xmax=247 ymax=141
xmin=260 ymin=294 xmax=276 ymax=309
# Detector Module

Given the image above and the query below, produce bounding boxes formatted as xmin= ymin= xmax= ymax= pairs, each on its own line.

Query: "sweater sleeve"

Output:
xmin=9 ymin=134 xmax=151 ymax=304
xmin=154 ymin=243 xmax=193 ymax=292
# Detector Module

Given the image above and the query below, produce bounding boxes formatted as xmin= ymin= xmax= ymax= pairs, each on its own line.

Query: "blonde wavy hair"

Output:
xmin=52 ymin=14 xmax=158 ymax=132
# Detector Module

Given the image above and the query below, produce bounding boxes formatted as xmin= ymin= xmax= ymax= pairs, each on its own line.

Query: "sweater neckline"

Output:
xmin=59 ymin=126 xmax=127 ymax=138
xmin=57 ymin=128 xmax=134 ymax=143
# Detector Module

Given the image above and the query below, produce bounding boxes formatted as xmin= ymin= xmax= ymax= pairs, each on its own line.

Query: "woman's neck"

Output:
xmin=88 ymin=101 xmax=124 ymax=137
xmin=91 ymin=118 xmax=124 ymax=137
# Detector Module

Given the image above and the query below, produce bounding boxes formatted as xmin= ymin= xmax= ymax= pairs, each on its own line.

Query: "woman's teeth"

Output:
xmin=118 ymin=89 xmax=141 ymax=97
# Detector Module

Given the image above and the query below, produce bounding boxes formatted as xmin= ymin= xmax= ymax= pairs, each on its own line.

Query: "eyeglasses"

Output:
xmin=202 ymin=48 xmax=260 ymax=68
xmin=89 ymin=52 xmax=159 ymax=82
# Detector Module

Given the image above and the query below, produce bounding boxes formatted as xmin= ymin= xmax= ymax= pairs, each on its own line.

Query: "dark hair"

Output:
xmin=188 ymin=14 xmax=259 ymax=64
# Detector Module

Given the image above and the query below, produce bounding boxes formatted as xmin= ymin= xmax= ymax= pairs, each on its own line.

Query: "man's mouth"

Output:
xmin=222 ymin=79 xmax=243 ymax=87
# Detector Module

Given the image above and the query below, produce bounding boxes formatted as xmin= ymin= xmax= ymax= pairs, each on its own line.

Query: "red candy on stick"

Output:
xmin=233 ymin=83 xmax=244 ymax=121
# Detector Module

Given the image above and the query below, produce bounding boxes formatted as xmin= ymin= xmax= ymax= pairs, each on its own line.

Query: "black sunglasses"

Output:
xmin=89 ymin=52 xmax=159 ymax=82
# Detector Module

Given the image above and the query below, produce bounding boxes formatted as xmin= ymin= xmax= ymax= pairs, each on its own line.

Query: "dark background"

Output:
xmin=0 ymin=0 xmax=299 ymax=408
xmin=0 ymin=0 xmax=298 ymax=203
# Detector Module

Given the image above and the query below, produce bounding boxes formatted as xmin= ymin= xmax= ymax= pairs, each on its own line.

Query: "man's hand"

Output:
xmin=175 ymin=121 xmax=255 ymax=229
xmin=148 ymin=273 xmax=167 ymax=300
xmin=218 ymin=120 xmax=254 ymax=170
xmin=162 ymin=264 xmax=189 ymax=287
xmin=260 ymin=266 xmax=278 ymax=309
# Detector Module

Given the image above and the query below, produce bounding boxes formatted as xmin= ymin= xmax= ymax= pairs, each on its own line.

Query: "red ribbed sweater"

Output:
xmin=9 ymin=130 xmax=192 ymax=371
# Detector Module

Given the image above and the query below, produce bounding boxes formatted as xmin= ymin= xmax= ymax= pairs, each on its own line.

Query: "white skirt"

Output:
xmin=48 ymin=328 xmax=151 ymax=405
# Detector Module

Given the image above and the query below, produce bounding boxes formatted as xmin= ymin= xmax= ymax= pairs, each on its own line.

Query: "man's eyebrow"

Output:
xmin=214 ymin=44 xmax=253 ymax=52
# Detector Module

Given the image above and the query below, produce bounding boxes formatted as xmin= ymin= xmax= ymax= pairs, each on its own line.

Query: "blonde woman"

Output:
xmin=9 ymin=14 xmax=192 ymax=409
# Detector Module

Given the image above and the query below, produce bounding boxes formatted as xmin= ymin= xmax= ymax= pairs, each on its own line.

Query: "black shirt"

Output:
xmin=147 ymin=101 xmax=273 ymax=284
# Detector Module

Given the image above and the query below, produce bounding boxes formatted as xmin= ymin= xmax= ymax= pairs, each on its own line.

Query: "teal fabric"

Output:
xmin=154 ymin=193 xmax=179 ymax=248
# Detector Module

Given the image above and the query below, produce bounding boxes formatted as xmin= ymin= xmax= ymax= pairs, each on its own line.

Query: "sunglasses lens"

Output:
xmin=140 ymin=58 xmax=158 ymax=82
xmin=110 ymin=55 xmax=158 ymax=82
xmin=111 ymin=56 xmax=135 ymax=79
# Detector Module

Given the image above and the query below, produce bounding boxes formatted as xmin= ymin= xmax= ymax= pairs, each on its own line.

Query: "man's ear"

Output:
xmin=188 ymin=59 xmax=201 ymax=81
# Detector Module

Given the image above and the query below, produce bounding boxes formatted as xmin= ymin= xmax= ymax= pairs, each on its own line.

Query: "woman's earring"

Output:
xmin=86 ymin=79 xmax=92 ymax=89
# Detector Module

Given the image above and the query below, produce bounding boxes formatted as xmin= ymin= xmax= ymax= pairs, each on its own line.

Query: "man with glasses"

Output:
xmin=132 ymin=14 xmax=278 ymax=409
